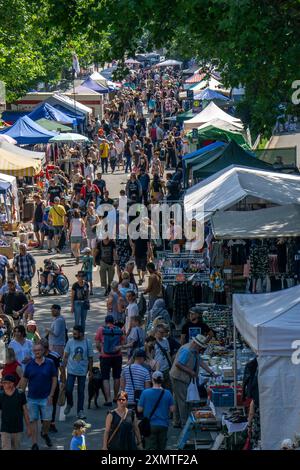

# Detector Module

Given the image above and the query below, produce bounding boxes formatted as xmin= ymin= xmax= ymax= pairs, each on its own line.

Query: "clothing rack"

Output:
xmin=162 ymin=272 xmax=210 ymax=284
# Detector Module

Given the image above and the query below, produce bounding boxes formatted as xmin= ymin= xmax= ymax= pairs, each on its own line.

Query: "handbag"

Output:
xmin=138 ymin=389 xmax=164 ymax=437
xmin=129 ymin=366 xmax=142 ymax=404
xmin=57 ymin=383 xmax=66 ymax=407
xmin=186 ymin=378 xmax=200 ymax=402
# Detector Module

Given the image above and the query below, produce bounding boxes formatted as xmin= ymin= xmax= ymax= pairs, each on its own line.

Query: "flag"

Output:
xmin=72 ymin=53 xmax=80 ymax=76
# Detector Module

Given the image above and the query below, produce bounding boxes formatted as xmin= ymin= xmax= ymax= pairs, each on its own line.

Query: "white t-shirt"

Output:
xmin=9 ymin=339 xmax=34 ymax=371
xmin=115 ymin=140 xmax=125 ymax=155
xmin=125 ymin=303 xmax=139 ymax=333
xmin=84 ymin=164 xmax=94 ymax=181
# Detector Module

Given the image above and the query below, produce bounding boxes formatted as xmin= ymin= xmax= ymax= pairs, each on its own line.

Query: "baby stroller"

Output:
xmin=37 ymin=260 xmax=69 ymax=295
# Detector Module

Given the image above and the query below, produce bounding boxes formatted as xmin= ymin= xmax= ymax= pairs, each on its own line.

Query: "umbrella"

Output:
xmin=49 ymin=133 xmax=89 ymax=143
xmin=0 ymin=135 xmax=17 ymax=145
xmin=125 ymin=58 xmax=140 ymax=65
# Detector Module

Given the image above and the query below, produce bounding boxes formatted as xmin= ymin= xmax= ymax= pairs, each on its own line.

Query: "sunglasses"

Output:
xmin=118 ymin=398 xmax=127 ymax=402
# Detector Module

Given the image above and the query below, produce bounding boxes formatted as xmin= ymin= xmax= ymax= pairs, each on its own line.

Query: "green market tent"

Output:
xmin=186 ymin=141 xmax=273 ymax=184
xmin=195 ymin=124 xmax=250 ymax=149
xmin=36 ymin=119 xmax=72 ymax=132
xmin=177 ymin=109 xmax=195 ymax=123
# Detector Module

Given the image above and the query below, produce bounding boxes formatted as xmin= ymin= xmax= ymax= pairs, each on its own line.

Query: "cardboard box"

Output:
xmin=2 ymin=222 xmax=19 ymax=232
xmin=0 ymin=246 xmax=14 ymax=259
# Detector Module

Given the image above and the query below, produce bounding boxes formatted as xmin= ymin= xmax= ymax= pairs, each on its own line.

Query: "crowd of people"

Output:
xmin=0 ymin=65 xmax=219 ymax=451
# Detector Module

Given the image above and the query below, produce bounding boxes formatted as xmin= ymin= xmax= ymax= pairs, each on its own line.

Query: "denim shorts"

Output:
xmin=84 ymin=272 xmax=93 ymax=282
xmin=28 ymin=398 xmax=53 ymax=422
xmin=53 ymin=226 xmax=63 ymax=236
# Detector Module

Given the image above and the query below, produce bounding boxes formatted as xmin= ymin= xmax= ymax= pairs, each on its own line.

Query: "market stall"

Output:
xmin=0 ymin=146 xmax=42 ymax=177
xmin=183 ymin=102 xmax=243 ymax=132
xmin=233 ymin=285 xmax=300 ymax=449
xmin=0 ymin=115 xmax=57 ymax=145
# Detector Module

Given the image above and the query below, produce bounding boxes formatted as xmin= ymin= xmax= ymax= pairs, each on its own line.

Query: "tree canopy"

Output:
xmin=1 ymin=0 xmax=300 ymax=135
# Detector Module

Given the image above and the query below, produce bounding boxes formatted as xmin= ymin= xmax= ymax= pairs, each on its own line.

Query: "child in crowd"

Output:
xmin=81 ymin=247 xmax=94 ymax=295
xmin=70 ymin=420 xmax=90 ymax=450
xmin=26 ymin=320 xmax=41 ymax=343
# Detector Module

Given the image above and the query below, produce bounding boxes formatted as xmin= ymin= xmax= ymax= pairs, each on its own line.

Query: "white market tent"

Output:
xmin=156 ymin=59 xmax=182 ymax=67
xmin=233 ymin=285 xmax=300 ymax=449
xmin=183 ymin=102 xmax=242 ymax=131
xmin=197 ymin=118 xmax=244 ymax=133
xmin=90 ymin=71 xmax=107 ymax=84
xmin=184 ymin=166 xmax=300 ymax=221
xmin=190 ymin=76 xmax=227 ymax=93
xmin=0 ymin=172 xmax=19 ymax=221
xmin=211 ymin=204 xmax=300 ymax=239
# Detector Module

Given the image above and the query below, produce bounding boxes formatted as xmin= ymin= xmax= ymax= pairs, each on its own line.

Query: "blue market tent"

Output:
xmin=28 ymin=103 xmax=74 ymax=125
xmin=0 ymin=115 xmax=56 ymax=145
xmin=51 ymin=105 xmax=85 ymax=124
xmin=183 ymin=141 xmax=225 ymax=162
xmin=194 ymin=88 xmax=229 ymax=101
xmin=1 ymin=111 xmax=28 ymax=124
xmin=82 ymin=78 xmax=110 ymax=94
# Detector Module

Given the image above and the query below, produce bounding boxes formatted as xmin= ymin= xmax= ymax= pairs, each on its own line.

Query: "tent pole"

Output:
xmin=233 ymin=324 xmax=237 ymax=408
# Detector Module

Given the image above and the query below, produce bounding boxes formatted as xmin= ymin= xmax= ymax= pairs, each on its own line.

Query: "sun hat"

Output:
xmin=192 ymin=334 xmax=208 ymax=349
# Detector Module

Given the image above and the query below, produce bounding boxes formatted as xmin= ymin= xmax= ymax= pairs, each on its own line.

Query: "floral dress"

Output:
xmin=116 ymin=238 xmax=132 ymax=271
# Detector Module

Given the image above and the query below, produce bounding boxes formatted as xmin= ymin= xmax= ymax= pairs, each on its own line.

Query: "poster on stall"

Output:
xmin=189 ymin=327 xmax=202 ymax=341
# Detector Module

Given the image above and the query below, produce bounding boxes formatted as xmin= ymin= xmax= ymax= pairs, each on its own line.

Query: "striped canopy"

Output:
xmin=0 ymin=147 xmax=41 ymax=176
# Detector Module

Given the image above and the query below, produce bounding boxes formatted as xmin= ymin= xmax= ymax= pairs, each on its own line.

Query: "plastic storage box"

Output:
xmin=211 ymin=388 xmax=234 ymax=407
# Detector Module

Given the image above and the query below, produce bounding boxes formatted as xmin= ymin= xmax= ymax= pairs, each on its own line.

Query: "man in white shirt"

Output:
xmin=84 ymin=159 xmax=95 ymax=181
xmin=115 ymin=137 xmax=125 ymax=169
xmin=125 ymin=290 xmax=139 ymax=335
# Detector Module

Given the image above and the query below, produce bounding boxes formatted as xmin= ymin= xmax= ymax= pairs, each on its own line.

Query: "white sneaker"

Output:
xmin=44 ymin=286 xmax=51 ymax=292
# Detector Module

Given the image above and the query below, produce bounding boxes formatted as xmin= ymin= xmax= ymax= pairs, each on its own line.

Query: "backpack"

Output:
xmin=103 ymin=326 xmax=123 ymax=355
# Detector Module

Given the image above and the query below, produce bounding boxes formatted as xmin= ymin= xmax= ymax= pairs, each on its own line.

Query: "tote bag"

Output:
xmin=186 ymin=378 xmax=200 ymax=403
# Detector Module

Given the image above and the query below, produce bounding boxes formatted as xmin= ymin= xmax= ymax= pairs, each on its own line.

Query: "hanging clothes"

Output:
xmin=210 ymin=241 xmax=225 ymax=268
xmin=172 ymin=282 xmax=195 ymax=326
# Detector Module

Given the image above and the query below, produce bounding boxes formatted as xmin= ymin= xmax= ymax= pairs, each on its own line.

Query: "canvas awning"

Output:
xmin=36 ymin=119 xmax=72 ymax=133
xmin=183 ymin=102 xmax=242 ymax=131
xmin=211 ymin=204 xmax=300 ymax=239
xmin=0 ymin=147 xmax=41 ymax=176
xmin=0 ymin=141 xmax=45 ymax=163
xmin=184 ymin=166 xmax=300 ymax=221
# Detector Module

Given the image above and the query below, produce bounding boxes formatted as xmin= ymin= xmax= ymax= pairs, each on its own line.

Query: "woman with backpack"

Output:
xmin=102 ymin=391 xmax=143 ymax=450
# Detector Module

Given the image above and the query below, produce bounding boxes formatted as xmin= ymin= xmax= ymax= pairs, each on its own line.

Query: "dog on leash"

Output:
xmin=88 ymin=367 xmax=105 ymax=409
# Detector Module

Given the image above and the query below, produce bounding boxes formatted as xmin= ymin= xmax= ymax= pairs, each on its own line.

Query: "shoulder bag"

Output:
xmin=155 ymin=340 xmax=172 ymax=369
xmin=129 ymin=365 xmax=142 ymax=404
xmin=107 ymin=409 xmax=128 ymax=447
xmin=139 ymin=389 xmax=165 ymax=437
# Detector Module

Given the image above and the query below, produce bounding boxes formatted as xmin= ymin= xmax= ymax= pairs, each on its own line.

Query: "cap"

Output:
xmin=27 ymin=320 xmax=37 ymax=327
xmin=73 ymin=419 xmax=91 ymax=430
xmin=134 ymin=348 xmax=146 ymax=359
xmin=281 ymin=439 xmax=294 ymax=450
xmin=2 ymin=375 xmax=16 ymax=384
xmin=105 ymin=315 xmax=114 ymax=324
xmin=192 ymin=334 xmax=208 ymax=349
xmin=54 ymin=197 xmax=60 ymax=202
xmin=152 ymin=371 xmax=164 ymax=381
xmin=82 ymin=247 xmax=92 ymax=254
xmin=189 ymin=307 xmax=203 ymax=315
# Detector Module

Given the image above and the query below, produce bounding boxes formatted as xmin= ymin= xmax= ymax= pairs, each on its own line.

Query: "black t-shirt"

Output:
xmin=93 ymin=179 xmax=106 ymax=196
xmin=95 ymin=240 xmax=116 ymax=265
xmin=72 ymin=282 xmax=89 ymax=301
xmin=48 ymin=185 xmax=63 ymax=203
xmin=181 ymin=320 xmax=212 ymax=344
xmin=73 ymin=182 xmax=84 ymax=195
xmin=134 ymin=238 xmax=149 ymax=258
xmin=1 ymin=292 xmax=28 ymax=316
xmin=0 ymin=389 xmax=27 ymax=433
